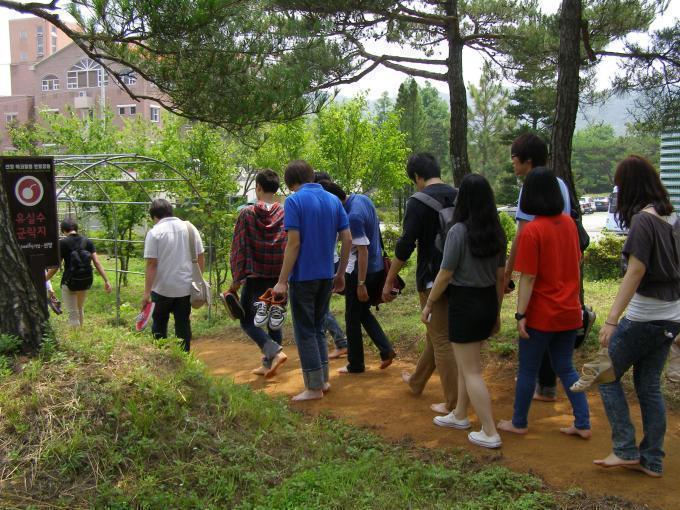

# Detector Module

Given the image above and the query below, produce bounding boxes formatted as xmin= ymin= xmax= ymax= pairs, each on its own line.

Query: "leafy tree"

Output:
xmin=420 ymin=82 xmax=451 ymax=178
xmin=467 ymin=62 xmax=515 ymax=185
xmin=373 ymin=92 xmax=394 ymax=126
xmin=571 ymin=124 xmax=623 ymax=194
xmin=314 ymin=96 xmax=409 ymax=204
xmin=395 ymin=78 xmax=428 ymax=154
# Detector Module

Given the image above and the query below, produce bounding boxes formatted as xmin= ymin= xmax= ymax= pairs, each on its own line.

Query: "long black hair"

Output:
xmin=452 ymin=173 xmax=506 ymax=258
xmin=615 ymin=155 xmax=673 ymax=230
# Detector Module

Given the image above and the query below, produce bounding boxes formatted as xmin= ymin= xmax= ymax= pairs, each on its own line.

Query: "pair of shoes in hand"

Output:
xmin=254 ymin=288 xmax=286 ymax=330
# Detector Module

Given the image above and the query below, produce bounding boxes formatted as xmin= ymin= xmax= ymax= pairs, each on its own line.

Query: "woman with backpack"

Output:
xmin=420 ymin=174 xmax=506 ymax=449
xmin=45 ymin=217 xmax=112 ymax=326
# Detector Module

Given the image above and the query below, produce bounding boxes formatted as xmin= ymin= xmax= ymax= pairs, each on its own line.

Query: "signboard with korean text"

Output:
xmin=1 ymin=156 xmax=59 ymax=267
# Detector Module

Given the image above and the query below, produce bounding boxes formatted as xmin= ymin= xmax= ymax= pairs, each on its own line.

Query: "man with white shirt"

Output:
xmin=142 ymin=198 xmax=205 ymax=351
xmin=320 ymin=181 xmax=396 ymax=373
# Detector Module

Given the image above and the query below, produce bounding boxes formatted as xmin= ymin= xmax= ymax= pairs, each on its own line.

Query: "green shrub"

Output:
xmin=0 ymin=334 xmax=21 ymax=356
xmin=584 ymin=234 xmax=626 ymax=280
xmin=499 ymin=212 xmax=517 ymax=245
xmin=381 ymin=224 xmax=401 ymax=255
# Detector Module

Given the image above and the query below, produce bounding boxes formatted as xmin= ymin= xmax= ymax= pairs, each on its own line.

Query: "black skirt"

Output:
xmin=447 ymin=284 xmax=498 ymax=343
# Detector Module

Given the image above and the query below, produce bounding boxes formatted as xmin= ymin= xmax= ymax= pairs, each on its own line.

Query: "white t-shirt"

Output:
xmin=143 ymin=217 xmax=204 ymax=298
xmin=346 ymin=235 xmax=370 ymax=275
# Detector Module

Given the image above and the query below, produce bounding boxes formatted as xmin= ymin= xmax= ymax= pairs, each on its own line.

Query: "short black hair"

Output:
xmin=284 ymin=160 xmax=314 ymax=188
xmin=60 ymin=216 xmax=78 ymax=233
xmin=319 ymin=180 xmax=347 ymax=201
xmin=406 ymin=153 xmax=441 ymax=182
xmin=511 ymin=133 xmax=548 ymax=167
xmin=519 ymin=167 xmax=564 ymax=216
xmin=149 ymin=198 xmax=174 ymax=220
xmin=314 ymin=171 xmax=332 ymax=183
xmin=255 ymin=169 xmax=280 ymax=193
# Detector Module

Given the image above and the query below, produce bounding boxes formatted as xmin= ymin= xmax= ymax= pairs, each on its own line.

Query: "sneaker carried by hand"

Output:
xmin=268 ymin=293 xmax=287 ymax=331
xmin=433 ymin=412 xmax=471 ymax=429
xmin=254 ymin=289 xmax=273 ymax=328
xmin=468 ymin=429 xmax=502 ymax=449
xmin=219 ymin=290 xmax=245 ymax=321
xmin=48 ymin=294 xmax=62 ymax=315
xmin=135 ymin=301 xmax=155 ymax=332
xmin=570 ymin=347 xmax=616 ymax=392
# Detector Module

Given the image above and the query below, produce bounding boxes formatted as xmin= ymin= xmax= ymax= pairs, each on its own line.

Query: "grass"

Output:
xmin=0 ymin=317 xmax=559 ymax=509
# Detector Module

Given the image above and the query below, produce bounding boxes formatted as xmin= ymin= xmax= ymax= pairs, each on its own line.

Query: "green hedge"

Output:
xmin=583 ymin=234 xmax=626 ymax=280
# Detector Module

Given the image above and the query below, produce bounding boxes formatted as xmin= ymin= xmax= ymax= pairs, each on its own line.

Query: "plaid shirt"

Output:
xmin=230 ymin=201 xmax=287 ymax=282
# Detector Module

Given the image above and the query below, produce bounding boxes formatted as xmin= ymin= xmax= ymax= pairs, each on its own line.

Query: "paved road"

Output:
xmin=582 ymin=211 xmax=608 ymax=241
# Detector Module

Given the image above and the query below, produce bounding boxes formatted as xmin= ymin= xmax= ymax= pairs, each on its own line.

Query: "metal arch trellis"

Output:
xmin=53 ymin=154 xmax=214 ymax=326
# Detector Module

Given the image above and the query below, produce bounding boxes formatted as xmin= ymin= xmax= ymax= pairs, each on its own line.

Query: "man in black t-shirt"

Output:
xmin=382 ymin=153 xmax=459 ymax=414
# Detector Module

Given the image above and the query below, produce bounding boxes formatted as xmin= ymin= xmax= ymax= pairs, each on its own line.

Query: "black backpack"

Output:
xmin=66 ymin=237 xmax=93 ymax=291
xmin=411 ymin=191 xmax=456 ymax=273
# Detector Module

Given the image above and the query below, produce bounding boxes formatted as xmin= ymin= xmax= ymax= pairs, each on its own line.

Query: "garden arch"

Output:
xmin=54 ymin=154 xmax=214 ymax=325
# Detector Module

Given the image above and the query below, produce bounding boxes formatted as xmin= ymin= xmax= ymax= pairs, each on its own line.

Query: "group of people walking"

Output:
xmin=44 ymin=132 xmax=680 ymax=477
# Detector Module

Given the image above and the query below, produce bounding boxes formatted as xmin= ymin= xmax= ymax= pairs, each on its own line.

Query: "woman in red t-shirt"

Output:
xmin=498 ymin=168 xmax=591 ymax=437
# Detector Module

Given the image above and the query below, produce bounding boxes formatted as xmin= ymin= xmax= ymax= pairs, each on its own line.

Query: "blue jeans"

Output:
xmin=289 ymin=279 xmax=333 ymax=390
xmin=325 ymin=310 xmax=347 ymax=349
xmin=513 ymin=328 xmax=590 ymax=430
xmin=599 ymin=318 xmax=680 ymax=474
xmin=239 ymin=278 xmax=282 ymax=368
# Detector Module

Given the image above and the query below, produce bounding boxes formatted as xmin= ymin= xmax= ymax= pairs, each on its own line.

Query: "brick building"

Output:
xmin=1 ymin=17 xmax=163 ymax=151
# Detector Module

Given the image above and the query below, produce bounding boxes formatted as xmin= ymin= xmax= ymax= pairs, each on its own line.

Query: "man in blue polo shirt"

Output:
xmin=272 ymin=160 xmax=351 ymax=401
xmin=321 ymin=181 xmax=396 ymax=373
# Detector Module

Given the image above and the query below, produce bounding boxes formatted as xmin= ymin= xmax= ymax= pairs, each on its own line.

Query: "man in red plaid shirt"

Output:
xmin=229 ymin=170 xmax=288 ymax=376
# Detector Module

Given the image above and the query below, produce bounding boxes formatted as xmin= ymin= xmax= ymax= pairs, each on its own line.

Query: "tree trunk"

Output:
xmin=550 ymin=0 xmax=582 ymax=198
xmin=446 ymin=1 xmax=470 ymax=186
xmin=0 ymin=180 xmax=49 ymax=351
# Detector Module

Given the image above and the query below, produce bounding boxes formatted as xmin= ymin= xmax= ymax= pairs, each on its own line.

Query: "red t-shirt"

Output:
xmin=515 ymin=214 xmax=582 ymax=332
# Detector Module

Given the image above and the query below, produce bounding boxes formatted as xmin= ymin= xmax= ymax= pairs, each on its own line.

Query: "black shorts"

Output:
xmin=447 ymin=285 xmax=498 ymax=343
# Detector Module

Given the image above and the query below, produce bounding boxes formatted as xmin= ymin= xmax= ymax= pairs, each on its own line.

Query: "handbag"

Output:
xmin=185 ymin=221 xmax=211 ymax=309
xmin=367 ymin=231 xmax=406 ymax=307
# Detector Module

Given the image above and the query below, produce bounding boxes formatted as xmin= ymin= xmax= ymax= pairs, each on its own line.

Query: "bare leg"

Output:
xmin=452 ymin=359 xmax=469 ymax=421
xmin=454 ymin=342 xmax=498 ymax=437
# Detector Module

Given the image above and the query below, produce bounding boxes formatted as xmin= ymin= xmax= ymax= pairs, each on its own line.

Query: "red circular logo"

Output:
xmin=14 ymin=176 xmax=44 ymax=207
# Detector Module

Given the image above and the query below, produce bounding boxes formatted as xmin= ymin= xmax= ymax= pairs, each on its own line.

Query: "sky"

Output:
xmin=0 ymin=1 xmax=678 ymax=100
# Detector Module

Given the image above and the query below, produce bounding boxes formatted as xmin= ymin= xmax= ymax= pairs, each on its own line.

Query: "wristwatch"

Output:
xmin=358 ymin=280 xmax=366 ymax=286
xmin=514 ymin=312 xmax=526 ymax=321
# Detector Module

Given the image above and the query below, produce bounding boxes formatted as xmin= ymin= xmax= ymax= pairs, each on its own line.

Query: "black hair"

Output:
xmin=406 ymin=152 xmax=441 ymax=182
xmin=60 ymin=216 xmax=78 ymax=233
xmin=255 ymin=169 xmax=280 ymax=193
xmin=452 ymin=174 xmax=505 ymax=258
xmin=314 ymin=171 xmax=332 ymax=183
xmin=149 ymin=198 xmax=174 ymax=220
xmin=510 ymin=133 xmax=548 ymax=167
xmin=615 ymin=155 xmax=673 ymax=230
xmin=519 ymin=167 xmax=564 ymax=216
xmin=319 ymin=179 xmax=347 ymax=202
xmin=284 ymin=160 xmax=314 ymax=188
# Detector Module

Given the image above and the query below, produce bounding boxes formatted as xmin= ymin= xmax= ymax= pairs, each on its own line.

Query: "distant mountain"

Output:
xmin=576 ymin=94 xmax=641 ymax=135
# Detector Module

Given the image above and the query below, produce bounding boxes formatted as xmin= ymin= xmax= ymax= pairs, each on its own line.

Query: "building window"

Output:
xmin=41 ymin=75 xmax=60 ymax=91
xmin=120 ymin=69 xmax=137 ymax=85
xmin=67 ymin=58 xmax=108 ymax=89
xmin=40 ymin=108 xmax=59 ymax=116
xmin=51 ymin=26 xmax=58 ymax=53
xmin=5 ymin=113 xmax=18 ymax=125
xmin=129 ymin=105 xmax=136 ymax=115
xmin=118 ymin=106 xmax=126 ymax=115
xmin=150 ymin=106 xmax=160 ymax=122
xmin=19 ymin=52 xmax=28 ymax=62
xmin=36 ymin=26 xmax=44 ymax=57
xmin=19 ymin=31 xmax=27 ymax=40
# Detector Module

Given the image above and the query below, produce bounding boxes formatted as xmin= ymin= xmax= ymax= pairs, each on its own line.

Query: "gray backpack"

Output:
xmin=411 ymin=192 xmax=456 ymax=270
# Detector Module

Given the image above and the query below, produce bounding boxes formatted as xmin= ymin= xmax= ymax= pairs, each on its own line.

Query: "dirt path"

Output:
xmin=193 ymin=335 xmax=680 ymax=509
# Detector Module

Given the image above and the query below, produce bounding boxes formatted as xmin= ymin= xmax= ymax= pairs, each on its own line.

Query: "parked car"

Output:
xmin=579 ymin=196 xmax=595 ymax=214
xmin=497 ymin=202 xmax=518 ymax=220
xmin=594 ymin=196 xmax=609 ymax=212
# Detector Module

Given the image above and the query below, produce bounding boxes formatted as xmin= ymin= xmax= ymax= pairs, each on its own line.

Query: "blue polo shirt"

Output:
xmin=284 ymin=183 xmax=349 ymax=282
xmin=344 ymin=194 xmax=384 ymax=274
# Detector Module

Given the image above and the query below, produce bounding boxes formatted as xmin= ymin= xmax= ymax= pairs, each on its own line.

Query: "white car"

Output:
xmin=579 ymin=196 xmax=595 ymax=214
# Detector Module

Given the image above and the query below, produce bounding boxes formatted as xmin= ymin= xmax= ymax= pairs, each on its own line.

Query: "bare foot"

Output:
xmin=338 ymin=366 xmax=349 ymax=374
xmin=328 ymin=347 xmax=347 ymax=359
xmin=593 ymin=452 xmax=640 ymax=468
xmin=265 ymin=352 xmax=288 ymax=379
xmin=533 ymin=392 xmax=557 ymax=402
xmin=251 ymin=366 xmax=267 ymax=376
xmin=322 ymin=382 xmax=331 ymax=393
xmin=291 ymin=389 xmax=323 ymax=401
xmin=380 ymin=351 xmax=396 ymax=369
xmin=560 ymin=426 xmax=592 ymax=439
xmin=402 ymin=370 xmax=412 ymax=384
xmin=430 ymin=402 xmax=449 ymax=414
xmin=497 ymin=419 xmax=528 ymax=435
xmin=623 ymin=464 xmax=662 ymax=478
